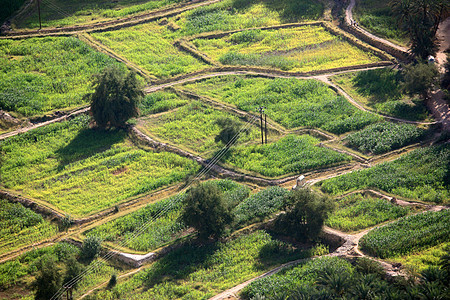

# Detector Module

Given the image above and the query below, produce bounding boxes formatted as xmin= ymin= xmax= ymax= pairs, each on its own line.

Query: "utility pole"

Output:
xmin=257 ymin=106 xmax=265 ymax=145
xmin=265 ymin=113 xmax=268 ymax=144
xmin=36 ymin=0 xmax=42 ymax=30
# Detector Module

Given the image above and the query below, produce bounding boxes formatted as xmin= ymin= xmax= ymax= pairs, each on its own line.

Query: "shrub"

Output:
xmin=81 ymin=236 xmax=102 ymax=260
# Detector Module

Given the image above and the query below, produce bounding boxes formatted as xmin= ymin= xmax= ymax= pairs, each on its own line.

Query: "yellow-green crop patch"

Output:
xmin=90 ymin=22 xmax=209 ymax=79
xmin=0 ymin=36 xmax=119 ymax=117
xmin=137 ymin=100 xmax=260 ymax=155
xmin=0 ymin=115 xmax=200 ymax=217
xmin=183 ymin=76 xmax=381 ymax=134
xmin=191 ymin=26 xmax=381 ymax=72
xmin=222 ymin=135 xmax=352 ymax=178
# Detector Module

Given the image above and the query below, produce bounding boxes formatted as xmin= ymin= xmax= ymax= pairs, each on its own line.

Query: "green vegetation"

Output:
xmin=12 ymin=0 xmax=183 ymax=29
xmin=90 ymin=23 xmax=208 ymax=79
xmin=222 ymin=135 xmax=351 ymax=177
xmin=233 ymin=186 xmax=288 ymax=227
xmin=360 ymin=210 xmax=450 ymax=259
xmin=344 ymin=122 xmax=425 ymax=154
xmin=138 ymin=101 xmax=259 ymax=155
xmin=325 ymin=194 xmax=410 ymax=232
xmin=320 ymin=145 xmax=450 ymax=204
xmin=193 ymin=26 xmax=380 ymax=72
xmin=86 ymin=180 xmax=249 ymax=252
xmin=0 ymin=199 xmax=58 ymax=256
xmin=0 ymin=115 xmax=200 ymax=217
xmin=394 ymin=242 xmax=450 ymax=272
xmin=0 ymin=0 xmax=25 ymax=23
xmin=0 ymin=37 xmax=119 ymax=117
xmin=139 ymin=91 xmax=188 ymax=115
xmin=354 ymin=0 xmax=408 ymax=46
xmin=184 ymin=76 xmax=380 ymax=134
xmin=331 ymin=68 xmax=431 ymax=121
xmin=87 ymin=230 xmax=324 ymax=299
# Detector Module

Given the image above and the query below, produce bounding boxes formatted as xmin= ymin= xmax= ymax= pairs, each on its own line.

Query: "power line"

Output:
xmin=51 ymin=116 xmax=257 ymax=300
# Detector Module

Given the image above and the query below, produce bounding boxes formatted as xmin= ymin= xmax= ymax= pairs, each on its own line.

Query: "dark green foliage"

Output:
xmin=355 ymin=257 xmax=385 ymax=278
xmin=360 ymin=210 xmax=450 ymax=258
xmin=81 ymin=236 xmax=102 ymax=260
xmin=181 ymin=182 xmax=234 ymax=239
xmin=344 ymin=122 xmax=425 ymax=154
xmin=230 ymin=30 xmax=264 ymax=44
xmin=32 ymin=255 xmax=61 ymax=300
xmin=89 ymin=65 xmax=143 ymax=129
xmin=59 ymin=214 xmax=74 ymax=232
xmin=353 ymin=68 xmax=403 ymax=102
xmin=403 ymin=62 xmax=439 ymax=100
xmin=63 ymin=256 xmax=85 ymax=290
xmin=107 ymin=274 xmax=117 ymax=289
xmin=233 ymin=186 xmax=288 ymax=226
xmin=214 ymin=117 xmax=246 ymax=146
xmin=0 ymin=0 xmax=25 ymax=23
xmin=320 ymin=145 xmax=450 ymax=204
xmin=273 ymin=189 xmax=334 ymax=241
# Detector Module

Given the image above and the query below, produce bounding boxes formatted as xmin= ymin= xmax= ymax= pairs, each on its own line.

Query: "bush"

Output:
xmin=81 ymin=236 xmax=102 ymax=260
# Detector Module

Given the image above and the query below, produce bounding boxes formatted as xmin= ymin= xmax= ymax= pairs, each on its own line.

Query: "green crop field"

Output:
xmin=354 ymin=0 xmax=409 ymax=46
xmin=0 ymin=199 xmax=58 ymax=256
xmin=90 ymin=22 xmax=209 ymax=79
xmin=0 ymin=115 xmax=200 ymax=217
xmin=192 ymin=26 xmax=380 ymax=72
xmin=360 ymin=210 xmax=450 ymax=259
xmin=183 ymin=76 xmax=381 ymax=134
xmin=325 ymin=194 xmax=410 ymax=232
xmin=331 ymin=68 xmax=431 ymax=121
xmin=86 ymin=180 xmax=250 ymax=252
xmin=393 ymin=242 xmax=450 ymax=272
xmin=137 ymin=100 xmax=260 ymax=155
xmin=222 ymin=135 xmax=351 ymax=177
xmin=85 ymin=230 xmax=326 ymax=300
xmin=343 ymin=122 xmax=425 ymax=155
xmin=320 ymin=145 xmax=450 ymax=204
xmin=12 ymin=0 xmax=184 ymax=29
xmin=0 ymin=36 xmax=118 ymax=117
xmin=139 ymin=91 xmax=189 ymax=115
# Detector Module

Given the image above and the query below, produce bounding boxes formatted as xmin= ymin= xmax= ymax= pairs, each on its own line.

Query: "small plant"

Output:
xmin=59 ymin=214 xmax=74 ymax=232
xmin=107 ymin=274 xmax=117 ymax=289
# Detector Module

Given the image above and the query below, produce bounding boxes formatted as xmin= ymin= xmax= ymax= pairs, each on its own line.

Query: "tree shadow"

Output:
xmin=142 ymin=239 xmax=219 ymax=290
xmin=353 ymin=68 xmax=403 ymax=104
xmin=55 ymin=128 xmax=127 ymax=170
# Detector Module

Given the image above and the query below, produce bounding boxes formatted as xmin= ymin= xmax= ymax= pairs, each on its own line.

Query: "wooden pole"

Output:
xmin=265 ymin=114 xmax=267 ymax=144
xmin=260 ymin=111 xmax=263 ymax=145
xmin=37 ymin=0 xmax=42 ymax=30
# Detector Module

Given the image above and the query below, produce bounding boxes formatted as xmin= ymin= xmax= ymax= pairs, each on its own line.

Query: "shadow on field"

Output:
xmin=142 ymin=240 xmax=219 ymax=290
xmin=231 ymin=0 xmax=323 ymax=22
xmin=56 ymin=128 xmax=127 ymax=169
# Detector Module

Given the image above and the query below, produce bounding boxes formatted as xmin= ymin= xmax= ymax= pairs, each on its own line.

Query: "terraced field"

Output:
xmin=0 ymin=115 xmax=200 ymax=217
xmin=192 ymin=26 xmax=381 ymax=72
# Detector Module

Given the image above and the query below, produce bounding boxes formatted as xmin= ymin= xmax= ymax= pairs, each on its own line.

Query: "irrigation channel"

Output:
xmin=0 ymin=0 xmax=449 ymax=299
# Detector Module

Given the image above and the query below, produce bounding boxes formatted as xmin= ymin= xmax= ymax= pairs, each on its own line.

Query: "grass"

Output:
xmin=331 ymin=68 xmax=431 ymax=122
xmin=85 ymin=180 xmax=250 ymax=252
xmin=320 ymin=144 xmax=450 ymax=204
xmin=90 ymin=22 xmax=209 ymax=79
xmin=86 ymin=230 xmax=326 ymax=299
xmin=137 ymin=100 xmax=260 ymax=155
xmin=0 ymin=36 xmax=119 ymax=117
xmin=359 ymin=210 xmax=450 ymax=259
xmin=325 ymin=194 xmax=410 ymax=232
xmin=222 ymin=135 xmax=352 ymax=178
xmin=343 ymin=122 xmax=425 ymax=155
xmin=0 ymin=115 xmax=200 ymax=217
xmin=391 ymin=242 xmax=450 ymax=273
xmin=139 ymin=91 xmax=189 ymax=116
xmin=354 ymin=0 xmax=409 ymax=46
xmin=183 ymin=76 xmax=381 ymax=134
xmin=12 ymin=0 xmax=184 ymax=29
xmin=0 ymin=198 xmax=58 ymax=256
xmin=192 ymin=26 xmax=381 ymax=72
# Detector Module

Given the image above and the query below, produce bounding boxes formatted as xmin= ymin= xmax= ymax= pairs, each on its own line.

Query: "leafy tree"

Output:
xmin=181 ymin=182 xmax=233 ymax=240
xmin=81 ymin=236 xmax=102 ymax=260
xmin=107 ymin=274 xmax=117 ymax=289
xmin=391 ymin=0 xmax=449 ymax=59
xmin=33 ymin=254 xmax=61 ymax=300
xmin=63 ymin=256 xmax=85 ymax=290
xmin=403 ymin=62 xmax=439 ymax=100
xmin=89 ymin=65 xmax=143 ymax=129
xmin=273 ymin=189 xmax=334 ymax=241
xmin=215 ymin=117 xmax=247 ymax=146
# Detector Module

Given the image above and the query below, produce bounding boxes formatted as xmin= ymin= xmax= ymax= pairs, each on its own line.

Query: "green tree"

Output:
xmin=81 ymin=236 xmax=102 ymax=260
xmin=391 ymin=0 xmax=449 ymax=59
xmin=403 ymin=62 xmax=439 ymax=100
xmin=63 ymin=256 xmax=85 ymax=290
xmin=33 ymin=254 xmax=61 ymax=300
xmin=214 ymin=117 xmax=246 ymax=146
xmin=181 ymin=182 xmax=233 ymax=240
xmin=274 ymin=189 xmax=334 ymax=241
xmin=89 ymin=65 xmax=143 ymax=129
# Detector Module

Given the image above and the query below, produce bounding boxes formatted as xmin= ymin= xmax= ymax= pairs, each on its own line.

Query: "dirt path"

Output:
xmin=345 ymin=0 xmax=408 ymax=53
xmin=436 ymin=17 xmax=450 ymax=71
